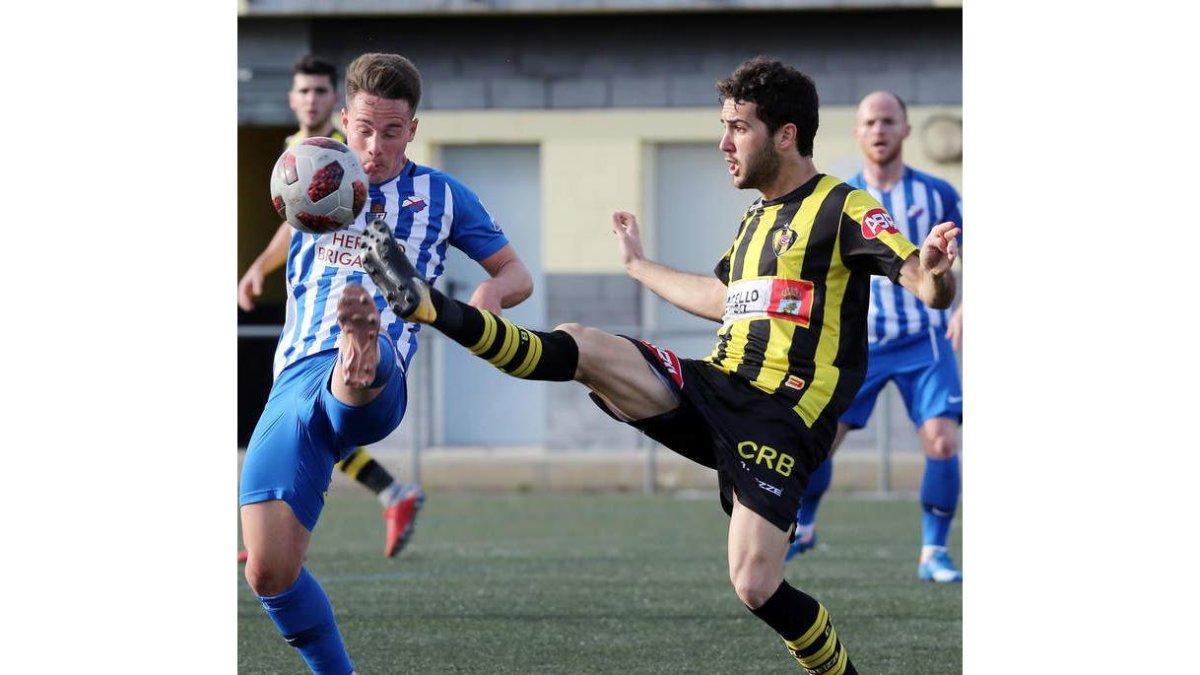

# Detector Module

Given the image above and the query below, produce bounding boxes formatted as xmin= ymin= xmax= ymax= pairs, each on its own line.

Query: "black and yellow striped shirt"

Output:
xmin=284 ymin=128 xmax=347 ymax=150
xmin=704 ymin=173 xmax=919 ymax=429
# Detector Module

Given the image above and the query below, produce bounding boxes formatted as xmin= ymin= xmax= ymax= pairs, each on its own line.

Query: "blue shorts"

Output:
xmin=239 ymin=345 xmax=407 ymax=531
xmin=840 ymin=329 xmax=962 ymax=430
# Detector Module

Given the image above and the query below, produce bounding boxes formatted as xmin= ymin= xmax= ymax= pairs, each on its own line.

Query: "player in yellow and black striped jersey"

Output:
xmin=362 ymin=57 xmax=958 ymax=674
xmin=706 ymin=173 xmax=918 ymax=434
xmin=238 ymin=55 xmax=423 ymax=561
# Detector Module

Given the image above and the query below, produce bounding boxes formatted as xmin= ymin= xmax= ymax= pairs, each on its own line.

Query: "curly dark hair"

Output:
xmin=716 ymin=57 xmax=819 ymax=157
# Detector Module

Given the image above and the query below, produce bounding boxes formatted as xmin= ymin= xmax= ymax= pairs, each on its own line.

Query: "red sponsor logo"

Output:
xmin=640 ymin=340 xmax=684 ymax=390
xmin=767 ymin=279 xmax=815 ymax=327
xmin=860 ymin=207 xmax=899 ymax=240
xmin=784 ymin=375 xmax=806 ymax=390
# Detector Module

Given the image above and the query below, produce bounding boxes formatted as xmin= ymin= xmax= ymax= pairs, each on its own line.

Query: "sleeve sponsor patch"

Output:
xmin=860 ymin=207 xmax=899 ymax=240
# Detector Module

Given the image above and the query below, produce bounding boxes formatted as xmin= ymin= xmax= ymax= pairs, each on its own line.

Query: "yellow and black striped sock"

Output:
xmin=749 ymin=581 xmax=857 ymax=675
xmin=428 ymin=288 xmax=577 ymax=381
xmin=335 ymin=447 xmax=396 ymax=496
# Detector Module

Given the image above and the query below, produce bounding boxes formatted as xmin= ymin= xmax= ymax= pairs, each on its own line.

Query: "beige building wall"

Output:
xmin=408 ymin=107 xmax=962 ymax=273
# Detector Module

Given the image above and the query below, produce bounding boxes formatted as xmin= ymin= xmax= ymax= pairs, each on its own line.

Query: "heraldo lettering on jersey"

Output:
xmin=737 ymin=441 xmax=795 ymax=477
xmin=317 ymin=231 xmax=367 ymax=268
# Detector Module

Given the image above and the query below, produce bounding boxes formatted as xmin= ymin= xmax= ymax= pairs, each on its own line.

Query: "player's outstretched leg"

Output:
xmin=361 ymin=221 xmax=579 ymax=382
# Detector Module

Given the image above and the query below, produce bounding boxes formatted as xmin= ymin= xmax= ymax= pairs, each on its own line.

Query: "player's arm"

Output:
xmin=238 ymin=222 xmax=291 ymax=311
xmin=897 ymin=221 xmax=959 ymax=310
xmin=468 ymin=244 xmax=533 ymax=314
xmin=612 ymin=211 xmax=726 ymax=323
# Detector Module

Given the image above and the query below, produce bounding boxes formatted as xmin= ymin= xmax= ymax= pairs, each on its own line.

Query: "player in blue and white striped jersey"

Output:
xmin=787 ymin=91 xmax=965 ymax=584
xmin=239 ymin=53 xmax=533 ymax=675
xmin=239 ymin=55 xmax=427 ymax=564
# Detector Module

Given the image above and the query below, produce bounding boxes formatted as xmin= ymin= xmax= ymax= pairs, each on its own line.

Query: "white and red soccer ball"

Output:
xmin=270 ymin=137 xmax=367 ymax=234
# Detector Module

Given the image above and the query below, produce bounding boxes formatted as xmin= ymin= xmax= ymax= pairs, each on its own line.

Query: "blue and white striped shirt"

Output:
xmin=273 ymin=161 xmax=509 ymax=378
xmin=847 ymin=166 xmax=962 ymax=346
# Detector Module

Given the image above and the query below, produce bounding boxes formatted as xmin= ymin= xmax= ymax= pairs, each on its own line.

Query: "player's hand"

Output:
xmin=467 ymin=281 xmax=504 ymax=315
xmin=238 ymin=265 xmax=265 ymax=312
xmin=920 ymin=221 xmax=960 ymax=277
xmin=611 ymin=211 xmax=646 ymax=271
xmin=946 ymin=304 xmax=963 ymax=352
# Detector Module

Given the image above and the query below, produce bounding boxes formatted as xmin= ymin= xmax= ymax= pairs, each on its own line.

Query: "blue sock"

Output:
xmin=920 ymin=455 xmax=961 ymax=548
xmin=370 ymin=335 xmax=398 ymax=388
xmin=797 ymin=458 xmax=833 ymax=526
xmin=258 ymin=567 xmax=354 ymax=675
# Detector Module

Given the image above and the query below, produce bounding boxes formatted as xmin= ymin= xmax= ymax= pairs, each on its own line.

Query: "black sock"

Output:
xmin=749 ymin=581 xmax=857 ymax=675
xmin=426 ymin=287 xmax=578 ymax=381
xmin=335 ymin=447 xmax=395 ymax=495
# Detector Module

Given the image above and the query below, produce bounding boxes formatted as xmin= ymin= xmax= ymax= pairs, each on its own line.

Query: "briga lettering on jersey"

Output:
xmin=316 ymin=231 xmax=369 ymax=269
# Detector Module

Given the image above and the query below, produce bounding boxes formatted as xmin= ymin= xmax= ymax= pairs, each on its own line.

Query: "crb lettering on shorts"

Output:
xmin=316 ymin=230 xmax=367 ymax=269
xmin=722 ymin=278 xmax=815 ymax=327
xmin=639 ymin=340 xmax=683 ymax=389
xmin=860 ymin=207 xmax=899 ymax=240
xmin=736 ymin=440 xmax=796 ymax=477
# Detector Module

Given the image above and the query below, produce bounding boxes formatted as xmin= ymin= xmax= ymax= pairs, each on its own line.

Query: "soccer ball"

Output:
xmin=270 ymin=137 xmax=368 ymax=234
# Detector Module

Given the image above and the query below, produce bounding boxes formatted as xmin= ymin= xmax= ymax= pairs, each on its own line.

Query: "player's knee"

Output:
xmin=924 ymin=432 xmax=958 ymax=459
xmin=729 ymin=567 xmax=777 ymax=609
xmin=552 ymin=323 xmax=601 ymax=372
xmin=552 ymin=322 xmax=586 ymax=340
xmin=244 ymin=555 xmax=302 ymax=597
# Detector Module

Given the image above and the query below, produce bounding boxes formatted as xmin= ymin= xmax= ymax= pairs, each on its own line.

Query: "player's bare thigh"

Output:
xmin=554 ymin=323 xmax=678 ymax=421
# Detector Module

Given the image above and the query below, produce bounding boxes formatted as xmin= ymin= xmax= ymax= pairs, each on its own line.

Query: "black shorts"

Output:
xmin=591 ymin=337 xmax=834 ymax=533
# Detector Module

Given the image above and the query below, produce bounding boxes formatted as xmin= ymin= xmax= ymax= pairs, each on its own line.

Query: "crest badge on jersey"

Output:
xmin=367 ymin=201 xmax=387 ymax=224
xmin=860 ymin=207 xmax=899 ymax=240
xmin=772 ymin=226 xmax=797 ymax=257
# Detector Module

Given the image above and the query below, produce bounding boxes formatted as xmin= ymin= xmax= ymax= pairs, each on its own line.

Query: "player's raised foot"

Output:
xmin=917 ymin=549 xmax=963 ymax=583
xmin=785 ymin=529 xmax=817 ymax=561
xmin=384 ymin=483 xmax=425 ymax=558
xmin=361 ymin=220 xmax=437 ymax=323
xmin=336 ymin=284 xmax=381 ymax=388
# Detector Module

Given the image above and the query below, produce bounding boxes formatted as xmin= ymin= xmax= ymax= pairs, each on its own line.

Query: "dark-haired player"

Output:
xmin=361 ymin=57 xmax=957 ymax=674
